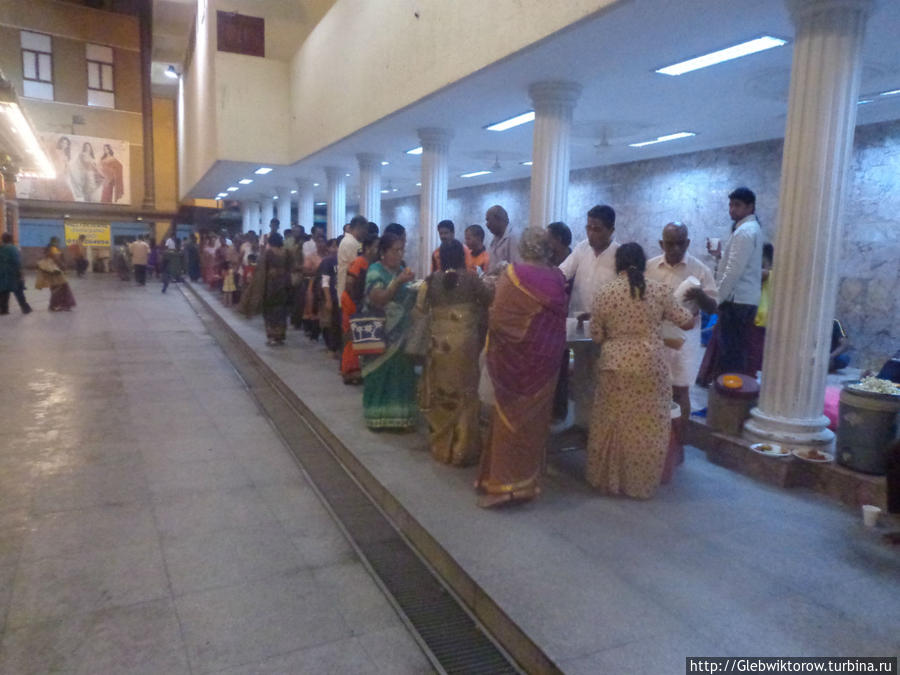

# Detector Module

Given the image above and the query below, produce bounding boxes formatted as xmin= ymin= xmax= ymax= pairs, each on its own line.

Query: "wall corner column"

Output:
xmin=744 ymin=0 xmax=874 ymax=451
xmin=325 ymin=167 xmax=347 ymax=239
xmin=417 ymin=127 xmax=453 ymax=276
xmin=357 ymin=153 xmax=382 ymax=224
xmin=527 ymin=80 xmax=581 ymax=230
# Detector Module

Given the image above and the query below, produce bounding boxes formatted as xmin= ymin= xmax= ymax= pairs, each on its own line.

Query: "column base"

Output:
xmin=743 ymin=406 xmax=835 ymax=452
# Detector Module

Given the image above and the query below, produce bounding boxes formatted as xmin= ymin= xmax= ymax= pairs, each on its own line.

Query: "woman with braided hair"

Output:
xmin=586 ymin=242 xmax=694 ymax=498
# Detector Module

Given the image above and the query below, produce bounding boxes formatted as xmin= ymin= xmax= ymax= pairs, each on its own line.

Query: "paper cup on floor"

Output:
xmin=862 ymin=504 xmax=881 ymax=527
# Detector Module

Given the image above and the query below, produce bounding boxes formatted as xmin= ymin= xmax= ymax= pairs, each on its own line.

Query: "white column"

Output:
xmin=744 ymin=0 xmax=873 ymax=450
xmin=528 ymin=80 xmax=582 ymax=230
xmin=260 ymin=195 xmax=275 ymax=230
xmin=357 ymin=153 xmax=382 ymax=224
xmin=248 ymin=201 xmax=260 ymax=234
xmin=276 ymin=186 xmax=292 ymax=228
xmin=296 ymin=178 xmax=315 ymax=234
xmin=241 ymin=202 xmax=251 ymax=233
xmin=325 ymin=167 xmax=346 ymax=239
xmin=417 ymin=127 xmax=453 ymax=276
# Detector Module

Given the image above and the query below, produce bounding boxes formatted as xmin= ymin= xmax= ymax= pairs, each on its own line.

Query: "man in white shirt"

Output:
xmin=337 ymin=215 xmax=367 ymax=307
xmin=558 ymin=204 xmax=619 ymax=316
xmin=647 ymin=222 xmax=718 ymax=432
xmin=709 ymin=187 xmax=763 ymax=377
xmin=128 ymin=235 xmax=150 ymax=286
xmin=484 ymin=205 xmax=519 ymax=276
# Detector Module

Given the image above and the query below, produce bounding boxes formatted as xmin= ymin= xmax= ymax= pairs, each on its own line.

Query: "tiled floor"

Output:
xmin=187 ymin=279 xmax=900 ymax=673
xmin=0 ymin=274 xmax=432 ymax=674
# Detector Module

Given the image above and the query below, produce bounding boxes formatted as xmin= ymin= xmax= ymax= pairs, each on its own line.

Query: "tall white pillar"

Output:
xmin=325 ymin=167 xmax=346 ymax=239
xmin=357 ymin=153 xmax=382 ymax=224
xmin=417 ymin=127 xmax=453 ymax=276
xmin=528 ymin=80 xmax=582 ymax=230
xmin=744 ymin=0 xmax=873 ymax=450
xmin=248 ymin=202 xmax=260 ymax=234
xmin=260 ymin=195 xmax=275 ymax=230
xmin=296 ymin=178 xmax=315 ymax=234
xmin=276 ymin=186 xmax=292 ymax=228
xmin=241 ymin=202 xmax=251 ymax=233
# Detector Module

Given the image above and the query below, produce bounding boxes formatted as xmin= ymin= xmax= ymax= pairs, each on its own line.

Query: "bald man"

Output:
xmin=646 ymin=222 xmax=718 ymax=436
xmin=484 ymin=205 xmax=519 ymax=276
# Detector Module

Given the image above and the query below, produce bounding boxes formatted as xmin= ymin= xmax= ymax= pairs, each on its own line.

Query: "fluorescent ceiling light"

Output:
xmin=239 ymin=178 xmax=253 ymax=185
xmin=520 ymin=161 xmax=533 ymax=166
xmin=656 ymin=36 xmax=787 ymax=76
xmin=290 ymin=189 xmax=297 ymax=194
xmin=879 ymin=89 xmax=900 ymax=97
xmin=345 ymin=173 xmax=351 ymax=177
xmin=392 ymin=188 xmax=398 ymax=192
xmin=226 ymin=186 xmax=238 ymax=192
xmin=629 ymin=132 xmax=696 ymax=148
xmin=381 ymin=189 xmax=390 ymax=194
xmin=857 ymin=99 xmax=873 ymax=105
xmin=406 ymin=146 xmax=423 ymax=155
xmin=273 ymin=195 xmax=278 ymax=200
xmin=460 ymin=170 xmax=492 ymax=178
xmin=380 ymin=161 xmax=389 ymax=166
xmin=485 ymin=110 xmax=535 ymax=131
xmin=315 ymin=201 xmax=326 ymax=206
xmin=415 ymin=182 xmax=421 ymax=187
xmin=254 ymin=167 xmax=273 ymax=175
xmin=165 ymin=65 xmax=179 ymax=79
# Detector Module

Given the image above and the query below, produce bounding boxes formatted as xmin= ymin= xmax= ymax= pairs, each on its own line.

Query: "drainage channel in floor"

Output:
xmin=180 ymin=286 xmax=525 ymax=675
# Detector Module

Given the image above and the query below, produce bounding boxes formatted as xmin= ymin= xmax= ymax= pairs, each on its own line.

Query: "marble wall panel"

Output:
xmin=381 ymin=119 xmax=900 ymax=369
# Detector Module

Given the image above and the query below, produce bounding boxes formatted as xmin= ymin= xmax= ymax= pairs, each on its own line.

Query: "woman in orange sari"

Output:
xmin=340 ymin=230 xmax=380 ymax=384
xmin=476 ymin=229 xmax=568 ymax=508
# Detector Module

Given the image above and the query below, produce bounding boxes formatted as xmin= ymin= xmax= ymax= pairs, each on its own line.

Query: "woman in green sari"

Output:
xmin=361 ymin=232 xmax=417 ymax=430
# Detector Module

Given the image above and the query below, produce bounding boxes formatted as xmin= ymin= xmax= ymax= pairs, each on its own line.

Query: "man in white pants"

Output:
xmin=646 ymin=222 xmax=718 ymax=437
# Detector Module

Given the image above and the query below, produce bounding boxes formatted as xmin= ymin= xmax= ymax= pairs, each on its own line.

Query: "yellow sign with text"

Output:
xmin=64 ymin=222 xmax=111 ymax=248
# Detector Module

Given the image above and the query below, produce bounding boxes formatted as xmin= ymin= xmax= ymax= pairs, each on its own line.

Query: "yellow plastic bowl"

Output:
xmin=722 ymin=375 xmax=744 ymax=389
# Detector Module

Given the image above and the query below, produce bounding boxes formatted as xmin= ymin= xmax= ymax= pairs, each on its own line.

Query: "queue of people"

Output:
xmin=202 ymin=202 xmax=722 ymax=506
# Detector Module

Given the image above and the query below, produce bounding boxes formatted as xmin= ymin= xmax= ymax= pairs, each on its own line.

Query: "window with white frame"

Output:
xmin=21 ymin=31 xmax=54 ymax=100
xmin=86 ymin=44 xmax=115 ymax=108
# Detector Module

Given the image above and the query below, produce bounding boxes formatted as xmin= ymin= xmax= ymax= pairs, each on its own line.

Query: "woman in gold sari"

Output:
xmin=417 ymin=240 xmax=492 ymax=466
xmin=35 ymin=237 xmax=77 ymax=311
xmin=475 ymin=229 xmax=568 ymax=507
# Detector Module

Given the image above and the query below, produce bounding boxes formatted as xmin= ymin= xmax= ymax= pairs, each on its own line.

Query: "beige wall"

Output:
xmin=52 ymin=36 xmax=88 ymax=106
xmin=215 ymin=51 xmax=290 ymax=165
xmin=113 ymin=47 xmax=142 ymax=113
xmin=178 ymin=0 xmax=218 ymax=199
xmin=153 ymin=97 xmax=178 ymax=213
xmin=288 ymin=0 xmax=619 ymax=161
xmin=0 ymin=0 xmax=138 ymax=48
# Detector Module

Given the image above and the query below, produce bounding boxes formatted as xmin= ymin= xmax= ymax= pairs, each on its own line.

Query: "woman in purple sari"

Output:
xmin=476 ymin=228 xmax=568 ymax=508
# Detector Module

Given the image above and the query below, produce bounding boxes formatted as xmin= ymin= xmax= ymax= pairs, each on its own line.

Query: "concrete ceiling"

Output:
xmin=181 ymin=0 xmax=900 ymax=206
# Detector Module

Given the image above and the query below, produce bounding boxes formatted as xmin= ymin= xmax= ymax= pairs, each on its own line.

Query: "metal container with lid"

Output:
xmin=836 ymin=381 xmax=900 ymax=475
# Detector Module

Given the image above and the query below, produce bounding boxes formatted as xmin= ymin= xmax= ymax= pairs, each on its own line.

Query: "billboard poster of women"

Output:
xmin=18 ymin=133 xmax=130 ymax=205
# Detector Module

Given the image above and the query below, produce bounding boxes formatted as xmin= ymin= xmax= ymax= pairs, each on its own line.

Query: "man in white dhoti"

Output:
xmin=646 ymin=222 xmax=718 ymax=436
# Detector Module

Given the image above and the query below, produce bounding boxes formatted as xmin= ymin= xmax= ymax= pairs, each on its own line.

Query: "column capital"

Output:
xmin=787 ymin=0 xmax=873 ymax=24
xmin=295 ymin=177 xmax=314 ymax=189
xmin=528 ymin=80 xmax=582 ymax=111
xmin=324 ymin=166 xmax=347 ymax=181
xmin=416 ymin=127 xmax=453 ymax=150
xmin=356 ymin=153 xmax=384 ymax=169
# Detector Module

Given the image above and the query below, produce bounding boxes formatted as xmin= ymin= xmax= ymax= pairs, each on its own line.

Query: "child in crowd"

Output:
xmin=222 ymin=260 xmax=236 ymax=307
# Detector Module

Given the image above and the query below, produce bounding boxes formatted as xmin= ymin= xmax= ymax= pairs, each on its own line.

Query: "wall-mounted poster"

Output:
xmin=18 ymin=133 xmax=130 ymax=205
xmin=64 ymin=221 xmax=111 ymax=247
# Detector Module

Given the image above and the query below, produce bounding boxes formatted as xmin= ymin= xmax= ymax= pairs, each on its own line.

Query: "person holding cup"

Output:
xmin=647 ymin=222 xmax=718 ymax=435
xmin=707 ymin=187 xmax=764 ymax=379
